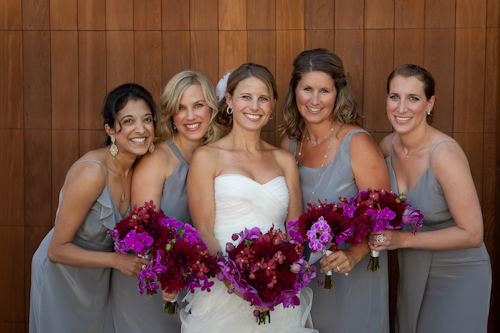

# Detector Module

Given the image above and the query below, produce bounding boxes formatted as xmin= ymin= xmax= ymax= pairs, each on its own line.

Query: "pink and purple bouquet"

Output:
xmin=218 ymin=226 xmax=316 ymax=324
xmin=287 ymin=198 xmax=371 ymax=289
xmin=355 ymin=189 xmax=424 ymax=271
xmin=109 ymin=201 xmax=220 ymax=314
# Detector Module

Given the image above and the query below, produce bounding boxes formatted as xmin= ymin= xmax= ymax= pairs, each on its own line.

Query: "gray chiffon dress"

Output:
xmin=110 ymin=139 xmax=191 ymax=333
xmin=289 ymin=129 xmax=389 ymax=333
xmin=30 ymin=160 xmax=120 ymax=333
xmin=387 ymin=137 xmax=492 ymax=333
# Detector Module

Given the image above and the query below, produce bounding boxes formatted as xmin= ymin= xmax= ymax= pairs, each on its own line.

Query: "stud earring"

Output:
xmin=149 ymin=142 xmax=155 ymax=154
xmin=110 ymin=137 xmax=118 ymax=157
xmin=226 ymin=106 xmax=233 ymax=115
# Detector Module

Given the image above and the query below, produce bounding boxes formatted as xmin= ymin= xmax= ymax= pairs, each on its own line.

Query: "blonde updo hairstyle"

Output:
xmin=217 ymin=63 xmax=278 ymax=131
xmin=282 ymin=48 xmax=358 ymax=141
xmin=157 ymin=70 xmax=222 ymax=144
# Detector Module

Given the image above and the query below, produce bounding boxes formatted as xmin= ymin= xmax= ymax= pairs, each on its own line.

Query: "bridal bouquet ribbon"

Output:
xmin=356 ymin=189 xmax=424 ymax=271
xmin=109 ymin=201 xmax=220 ymax=314
xmin=287 ymin=198 xmax=370 ymax=290
xmin=217 ymin=226 xmax=316 ymax=324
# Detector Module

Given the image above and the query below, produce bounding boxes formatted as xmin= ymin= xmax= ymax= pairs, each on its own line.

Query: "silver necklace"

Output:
xmin=296 ymin=126 xmax=335 ymax=203
xmin=403 ymin=126 xmax=427 ymax=159
xmin=305 ymin=126 xmax=334 ymax=147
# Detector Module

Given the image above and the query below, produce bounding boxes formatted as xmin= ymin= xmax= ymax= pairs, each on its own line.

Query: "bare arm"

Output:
xmin=187 ymin=146 xmax=221 ymax=255
xmin=369 ymin=141 xmax=483 ymax=251
xmin=279 ymin=149 xmax=303 ymax=222
xmin=321 ymin=131 xmax=390 ymax=273
xmin=47 ymin=161 xmax=149 ymax=276
xmin=131 ymin=145 xmax=169 ymax=208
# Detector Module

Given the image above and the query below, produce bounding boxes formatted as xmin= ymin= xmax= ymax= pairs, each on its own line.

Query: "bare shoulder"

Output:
xmin=378 ymin=134 xmax=393 ymax=158
xmin=280 ymin=136 xmax=291 ymax=150
xmin=134 ymin=140 xmax=170 ymax=172
xmin=191 ymin=144 xmax=220 ymax=166
xmin=348 ymin=127 xmax=382 ymax=155
xmin=64 ymin=157 xmax=106 ymax=197
xmin=430 ymin=136 xmax=467 ymax=172
xmin=271 ymin=146 xmax=297 ymax=172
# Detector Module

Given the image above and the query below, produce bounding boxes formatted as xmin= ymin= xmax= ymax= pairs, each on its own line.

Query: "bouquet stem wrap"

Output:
xmin=367 ymin=249 xmax=380 ymax=272
xmin=163 ymin=294 xmax=179 ymax=315
xmin=323 ymin=250 xmax=334 ymax=290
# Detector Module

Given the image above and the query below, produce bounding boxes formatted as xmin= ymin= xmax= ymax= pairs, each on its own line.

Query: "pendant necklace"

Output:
xmin=403 ymin=126 xmax=428 ymax=159
xmin=296 ymin=126 xmax=335 ymax=203
xmin=305 ymin=126 xmax=334 ymax=147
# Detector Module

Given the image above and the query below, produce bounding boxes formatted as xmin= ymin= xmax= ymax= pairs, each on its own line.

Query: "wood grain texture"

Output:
xmin=78 ymin=0 xmax=106 ymax=30
xmin=0 ymin=130 xmax=24 ymax=225
xmin=454 ymin=28 xmax=486 ymax=133
xmin=52 ymin=130 xmax=79 ymax=221
xmin=0 ymin=0 xmax=22 ymax=30
xmin=276 ymin=0 xmax=305 ymax=30
xmin=50 ymin=0 xmax=77 ymax=30
xmin=23 ymin=31 xmax=51 ymax=130
xmin=190 ymin=30 xmax=218 ymax=86
xmin=24 ymin=226 xmax=52 ymax=324
xmin=0 ymin=226 xmax=24 ymax=322
xmin=394 ymin=29 xmax=424 ymax=67
xmin=305 ymin=0 xmax=334 ymax=30
xmin=487 ymin=0 xmax=499 ymax=27
xmin=79 ymin=31 xmax=106 ymax=130
xmin=106 ymin=0 xmax=133 ymax=31
xmin=0 ymin=323 xmax=24 ymax=333
xmin=134 ymin=0 xmax=161 ymax=30
xmin=190 ymin=0 xmax=218 ymax=30
xmin=395 ymin=0 xmax=424 ymax=29
xmin=134 ymin=31 xmax=162 ymax=101
xmin=365 ymin=0 xmax=395 ymax=29
xmin=424 ymin=28 xmax=455 ymax=134
xmin=22 ymin=0 xmax=49 ymax=30
xmin=336 ymin=0 xmax=364 ymax=29
xmin=305 ymin=30 xmax=334 ymax=51
xmin=247 ymin=30 xmax=276 ymax=76
xmin=219 ymin=31 xmax=247 ymax=78
xmin=456 ymin=0 xmax=487 ymax=28
xmin=79 ymin=130 xmax=107 ymax=156
xmin=485 ymin=28 xmax=498 ymax=133
xmin=247 ymin=0 xmax=276 ymax=30
xmin=51 ymin=31 xmax=79 ymax=130
xmin=335 ymin=29 xmax=364 ymax=125
xmin=162 ymin=31 xmax=191 ymax=84
xmin=425 ymin=0 xmax=456 ymax=28
xmin=162 ymin=0 xmax=189 ymax=30
xmin=483 ymin=133 xmax=495 ymax=239
xmin=363 ymin=29 xmax=394 ymax=132
xmin=219 ymin=0 xmax=246 ymax=30
xmin=24 ymin=130 xmax=52 ymax=227
xmin=453 ymin=132 xmax=483 ymax=202
xmin=106 ymin=31 xmax=135 ymax=91
xmin=0 ymin=31 xmax=23 ymax=129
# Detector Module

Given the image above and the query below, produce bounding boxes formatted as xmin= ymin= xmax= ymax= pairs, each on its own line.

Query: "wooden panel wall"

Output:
xmin=0 ymin=1 xmax=498 ymax=331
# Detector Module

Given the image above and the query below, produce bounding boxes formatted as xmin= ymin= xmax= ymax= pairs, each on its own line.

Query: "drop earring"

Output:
xmin=427 ymin=110 xmax=431 ymax=116
xmin=110 ymin=137 xmax=118 ymax=157
xmin=149 ymin=142 xmax=155 ymax=153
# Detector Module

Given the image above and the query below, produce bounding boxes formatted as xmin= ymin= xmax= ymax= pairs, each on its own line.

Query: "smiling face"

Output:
xmin=295 ymin=71 xmax=337 ymax=126
xmin=107 ymin=98 xmax=155 ymax=156
xmin=226 ymin=76 xmax=274 ymax=131
xmin=172 ymin=84 xmax=212 ymax=144
xmin=386 ymin=75 xmax=435 ymax=134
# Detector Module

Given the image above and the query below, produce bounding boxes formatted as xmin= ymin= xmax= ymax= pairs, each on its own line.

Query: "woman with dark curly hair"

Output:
xmin=281 ymin=48 xmax=390 ymax=333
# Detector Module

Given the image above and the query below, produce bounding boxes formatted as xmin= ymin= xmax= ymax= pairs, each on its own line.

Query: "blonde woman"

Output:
xmin=110 ymin=70 xmax=222 ymax=333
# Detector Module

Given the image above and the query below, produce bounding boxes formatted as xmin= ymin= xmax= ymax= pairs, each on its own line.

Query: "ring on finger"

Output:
xmin=141 ymin=264 xmax=146 ymax=270
xmin=337 ymin=265 xmax=341 ymax=272
xmin=376 ymin=234 xmax=386 ymax=243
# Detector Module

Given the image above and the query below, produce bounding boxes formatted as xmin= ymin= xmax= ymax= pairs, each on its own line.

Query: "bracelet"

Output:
xmin=227 ymin=284 xmax=235 ymax=294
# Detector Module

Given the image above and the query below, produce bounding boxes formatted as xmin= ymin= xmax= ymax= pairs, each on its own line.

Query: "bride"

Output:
xmin=175 ymin=63 xmax=317 ymax=332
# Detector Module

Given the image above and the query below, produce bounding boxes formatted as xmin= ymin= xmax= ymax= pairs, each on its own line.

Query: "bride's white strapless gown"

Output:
xmin=180 ymin=174 xmax=317 ymax=333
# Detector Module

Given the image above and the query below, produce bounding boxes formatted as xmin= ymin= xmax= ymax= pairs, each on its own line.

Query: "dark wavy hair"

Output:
xmin=282 ymin=48 xmax=358 ymax=141
xmin=102 ymin=83 xmax=157 ymax=145
xmin=387 ymin=64 xmax=436 ymax=125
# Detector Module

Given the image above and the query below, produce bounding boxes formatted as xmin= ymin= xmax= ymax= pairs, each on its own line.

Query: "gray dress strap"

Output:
xmin=291 ymin=129 xmax=390 ymax=333
xmin=110 ymin=139 xmax=191 ymax=333
xmin=387 ymin=140 xmax=491 ymax=333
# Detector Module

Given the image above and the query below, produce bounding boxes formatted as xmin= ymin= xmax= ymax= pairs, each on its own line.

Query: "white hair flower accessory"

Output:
xmin=216 ymin=71 xmax=233 ymax=103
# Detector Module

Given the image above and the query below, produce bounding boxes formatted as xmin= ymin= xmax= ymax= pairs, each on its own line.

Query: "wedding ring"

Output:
xmin=337 ymin=266 xmax=341 ymax=272
xmin=227 ymin=284 xmax=235 ymax=294
xmin=376 ymin=234 xmax=386 ymax=243
xmin=141 ymin=264 xmax=146 ymax=270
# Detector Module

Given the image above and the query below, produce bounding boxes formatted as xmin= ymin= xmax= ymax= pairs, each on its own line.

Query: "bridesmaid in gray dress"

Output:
xmin=281 ymin=48 xmax=390 ymax=333
xmin=29 ymin=84 xmax=157 ymax=333
xmin=110 ymin=70 xmax=223 ymax=332
xmin=370 ymin=64 xmax=491 ymax=333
